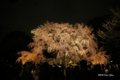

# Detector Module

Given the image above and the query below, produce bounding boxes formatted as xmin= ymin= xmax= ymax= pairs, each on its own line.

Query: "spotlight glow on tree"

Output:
xmin=16 ymin=21 xmax=110 ymax=65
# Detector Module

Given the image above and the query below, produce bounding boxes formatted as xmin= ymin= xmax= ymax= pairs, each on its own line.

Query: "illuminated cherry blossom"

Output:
xmin=16 ymin=21 xmax=110 ymax=66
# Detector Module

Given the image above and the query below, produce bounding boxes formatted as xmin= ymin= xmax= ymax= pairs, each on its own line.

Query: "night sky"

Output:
xmin=0 ymin=0 xmax=120 ymax=42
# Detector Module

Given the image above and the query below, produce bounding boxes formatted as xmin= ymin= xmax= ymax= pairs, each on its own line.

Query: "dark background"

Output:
xmin=0 ymin=0 xmax=120 ymax=42
xmin=0 ymin=1 xmax=120 ymax=80
xmin=0 ymin=0 xmax=120 ymax=64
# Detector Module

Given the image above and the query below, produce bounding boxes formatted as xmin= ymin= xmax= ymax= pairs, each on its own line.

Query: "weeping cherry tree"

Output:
xmin=16 ymin=21 xmax=110 ymax=66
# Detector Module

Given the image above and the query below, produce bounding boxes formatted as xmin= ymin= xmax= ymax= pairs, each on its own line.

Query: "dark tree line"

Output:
xmin=88 ymin=6 xmax=120 ymax=64
xmin=0 ymin=31 xmax=33 ymax=65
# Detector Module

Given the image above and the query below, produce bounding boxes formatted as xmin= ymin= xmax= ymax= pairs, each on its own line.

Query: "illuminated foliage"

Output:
xmin=97 ymin=7 xmax=120 ymax=45
xmin=86 ymin=47 xmax=110 ymax=65
xmin=97 ymin=7 xmax=120 ymax=58
xmin=16 ymin=21 xmax=110 ymax=65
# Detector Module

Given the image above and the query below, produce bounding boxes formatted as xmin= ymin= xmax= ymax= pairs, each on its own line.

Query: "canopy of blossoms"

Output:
xmin=16 ymin=21 xmax=110 ymax=66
